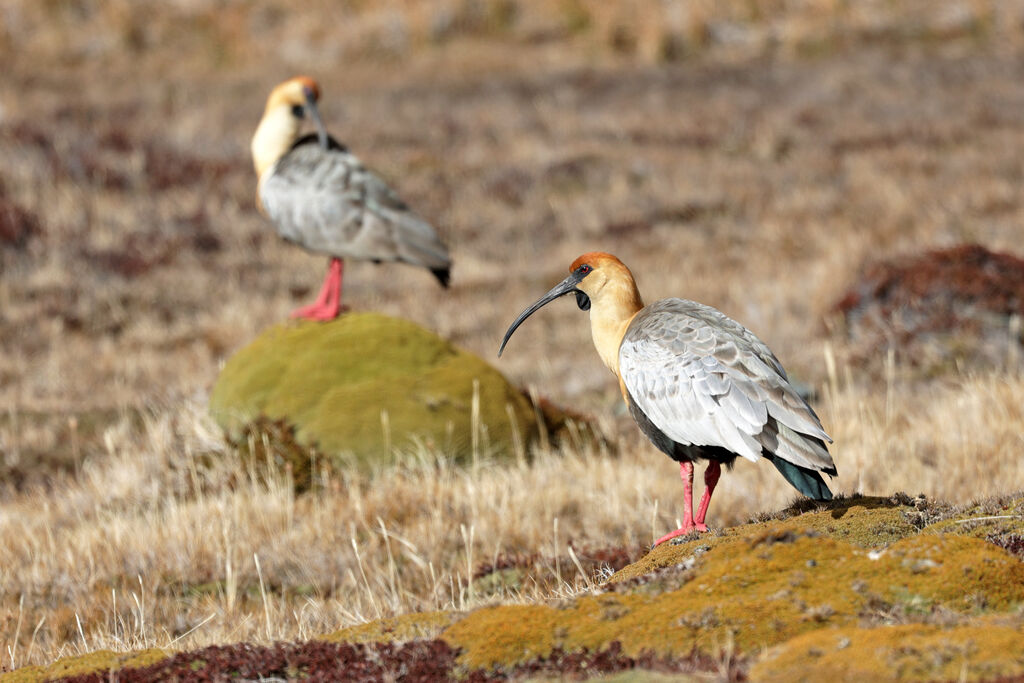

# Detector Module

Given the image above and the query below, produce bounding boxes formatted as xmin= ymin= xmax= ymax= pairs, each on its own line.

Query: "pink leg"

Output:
xmin=299 ymin=265 xmax=334 ymax=309
xmin=289 ymin=258 xmax=348 ymax=321
xmin=654 ymin=462 xmax=700 ymax=546
xmin=694 ymin=461 xmax=721 ymax=528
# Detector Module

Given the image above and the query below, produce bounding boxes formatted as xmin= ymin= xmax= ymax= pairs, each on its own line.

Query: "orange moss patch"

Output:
xmin=609 ymin=497 xmax=919 ymax=584
xmin=444 ymin=604 xmax=562 ymax=670
xmin=0 ymin=648 xmax=168 ymax=683
xmin=752 ymin=621 xmax=1024 ymax=682
xmin=443 ymin=529 xmax=1024 ymax=671
xmin=606 ymin=530 xmax=728 ymax=584
xmin=318 ymin=610 xmax=458 ymax=644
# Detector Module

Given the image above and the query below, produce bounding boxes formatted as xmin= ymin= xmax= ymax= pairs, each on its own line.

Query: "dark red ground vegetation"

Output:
xmin=0 ymin=198 xmax=41 ymax=250
xmin=56 ymin=640 xmax=460 ymax=683
xmin=511 ymin=640 xmax=746 ymax=681
xmin=52 ymin=638 xmax=745 ymax=682
xmin=0 ymin=179 xmax=42 ymax=252
xmin=833 ymin=244 xmax=1024 ymax=371
xmin=473 ymin=543 xmax=641 ymax=582
xmin=988 ymin=533 xmax=1024 ymax=559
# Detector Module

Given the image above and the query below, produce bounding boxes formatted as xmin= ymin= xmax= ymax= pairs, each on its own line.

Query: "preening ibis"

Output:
xmin=499 ymin=252 xmax=837 ymax=546
xmin=251 ymin=76 xmax=452 ymax=320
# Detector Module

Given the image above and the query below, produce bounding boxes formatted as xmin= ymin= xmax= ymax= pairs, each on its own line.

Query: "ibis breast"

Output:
xmin=259 ymin=135 xmax=452 ymax=270
xmin=618 ymin=298 xmax=836 ymax=474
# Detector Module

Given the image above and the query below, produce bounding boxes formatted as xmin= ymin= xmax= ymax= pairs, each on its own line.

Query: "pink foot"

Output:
xmin=289 ymin=301 xmax=349 ymax=321
xmin=653 ymin=460 xmax=723 ymax=546
xmin=290 ymin=258 xmax=346 ymax=321
xmin=654 ymin=521 xmax=709 ymax=546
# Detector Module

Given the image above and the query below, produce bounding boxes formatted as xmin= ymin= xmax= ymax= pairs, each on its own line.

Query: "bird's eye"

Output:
xmin=291 ymin=104 xmax=305 ymax=118
xmin=577 ymin=264 xmax=592 ymax=275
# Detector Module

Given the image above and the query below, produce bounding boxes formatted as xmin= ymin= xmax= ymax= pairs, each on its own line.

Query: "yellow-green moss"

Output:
xmin=209 ymin=314 xmax=538 ymax=464
xmin=318 ymin=610 xmax=458 ymax=644
xmin=751 ymin=621 xmax=1024 ymax=682
xmin=610 ymin=493 xmax=1024 ymax=585
xmin=443 ymin=528 xmax=1024 ymax=671
xmin=472 ymin=567 xmax=529 ymax=598
xmin=525 ymin=672 xmax=706 ymax=683
xmin=924 ymin=496 xmax=1024 ymax=540
xmin=766 ymin=499 xmax=921 ymax=545
xmin=0 ymin=648 xmax=168 ymax=683
xmin=609 ymin=497 xmax=920 ymax=584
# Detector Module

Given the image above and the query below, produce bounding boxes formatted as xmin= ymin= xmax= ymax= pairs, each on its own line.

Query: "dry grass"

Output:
xmin=2 ymin=0 xmax=1024 ymax=671
xmin=2 ymin=368 xmax=1024 ymax=669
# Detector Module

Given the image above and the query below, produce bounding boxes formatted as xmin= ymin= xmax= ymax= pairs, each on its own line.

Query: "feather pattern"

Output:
xmin=619 ymin=298 xmax=836 ymax=474
xmin=259 ymin=134 xmax=452 ymax=275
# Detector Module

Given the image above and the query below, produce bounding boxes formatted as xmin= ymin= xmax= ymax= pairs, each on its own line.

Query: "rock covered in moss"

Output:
xmin=440 ymin=530 xmax=1024 ymax=671
xmin=434 ymin=495 xmax=1024 ymax=676
xmin=209 ymin=313 xmax=539 ymax=465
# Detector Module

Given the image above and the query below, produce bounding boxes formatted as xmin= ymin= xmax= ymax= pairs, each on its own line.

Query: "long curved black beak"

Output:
xmin=303 ymin=88 xmax=330 ymax=150
xmin=498 ymin=272 xmax=589 ymax=357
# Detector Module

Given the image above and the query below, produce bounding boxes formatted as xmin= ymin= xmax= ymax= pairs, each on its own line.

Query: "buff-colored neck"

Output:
xmin=588 ymin=276 xmax=644 ymax=378
xmin=251 ymin=105 xmax=301 ymax=178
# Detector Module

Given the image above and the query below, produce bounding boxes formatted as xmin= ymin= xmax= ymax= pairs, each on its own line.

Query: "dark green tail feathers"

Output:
xmin=766 ymin=455 xmax=834 ymax=501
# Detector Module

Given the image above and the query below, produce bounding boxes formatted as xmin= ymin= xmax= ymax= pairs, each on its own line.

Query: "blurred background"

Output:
xmin=1 ymin=0 xmax=1024 ymax=666
xmin=2 ymin=0 xmax=1022 ymax=476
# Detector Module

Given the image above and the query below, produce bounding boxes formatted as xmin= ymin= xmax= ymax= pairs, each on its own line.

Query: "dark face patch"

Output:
xmin=576 ymin=290 xmax=591 ymax=311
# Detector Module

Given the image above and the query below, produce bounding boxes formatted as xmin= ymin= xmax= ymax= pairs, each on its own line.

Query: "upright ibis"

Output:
xmin=251 ymin=76 xmax=452 ymax=320
xmin=499 ymin=252 xmax=837 ymax=545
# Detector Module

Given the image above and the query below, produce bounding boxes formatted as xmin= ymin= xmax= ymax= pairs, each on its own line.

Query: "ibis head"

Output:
xmin=252 ymin=76 xmax=329 ymax=177
xmin=498 ymin=252 xmax=644 ymax=373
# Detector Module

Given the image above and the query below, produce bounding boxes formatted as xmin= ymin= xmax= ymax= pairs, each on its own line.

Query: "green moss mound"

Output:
xmin=209 ymin=314 xmax=539 ymax=465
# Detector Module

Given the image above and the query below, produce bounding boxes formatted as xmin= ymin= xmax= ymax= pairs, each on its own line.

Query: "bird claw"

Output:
xmin=288 ymin=303 xmax=349 ymax=321
xmin=653 ymin=521 xmax=710 ymax=547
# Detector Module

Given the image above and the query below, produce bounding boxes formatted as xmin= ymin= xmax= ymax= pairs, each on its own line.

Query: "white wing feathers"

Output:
xmin=619 ymin=298 xmax=833 ymax=469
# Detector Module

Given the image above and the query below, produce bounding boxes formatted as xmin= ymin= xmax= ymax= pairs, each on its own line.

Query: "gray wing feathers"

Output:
xmin=260 ymin=145 xmax=451 ymax=269
xmin=371 ymin=200 xmax=452 ymax=269
xmin=761 ymin=421 xmax=834 ymax=472
xmin=619 ymin=298 xmax=835 ymax=472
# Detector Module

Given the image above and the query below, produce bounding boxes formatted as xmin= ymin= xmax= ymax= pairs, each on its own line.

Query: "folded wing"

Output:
xmin=619 ymin=298 xmax=836 ymax=474
xmin=260 ymin=135 xmax=452 ymax=274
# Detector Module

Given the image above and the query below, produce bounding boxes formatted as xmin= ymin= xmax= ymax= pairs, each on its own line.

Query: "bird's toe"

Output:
xmin=289 ymin=304 xmax=345 ymax=321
